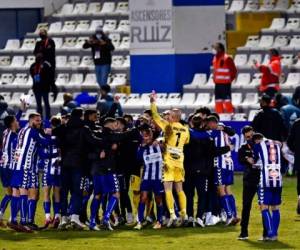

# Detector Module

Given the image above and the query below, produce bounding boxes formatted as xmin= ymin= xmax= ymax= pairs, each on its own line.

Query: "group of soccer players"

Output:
xmin=0 ymin=91 xmax=283 ymax=242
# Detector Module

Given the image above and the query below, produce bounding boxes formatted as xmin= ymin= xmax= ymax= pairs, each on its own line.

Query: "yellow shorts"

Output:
xmin=163 ymin=166 xmax=185 ymax=182
xmin=130 ymin=175 xmax=141 ymax=192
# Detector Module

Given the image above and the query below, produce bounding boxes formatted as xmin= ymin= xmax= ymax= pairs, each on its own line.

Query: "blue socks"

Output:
xmin=20 ymin=195 xmax=28 ymax=225
xmin=220 ymin=195 xmax=232 ymax=219
xmin=104 ymin=196 xmax=118 ymax=222
xmin=272 ymin=209 xmax=280 ymax=237
xmin=138 ymin=202 xmax=146 ymax=223
xmin=228 ymin=195 xmax=237 ymax=218
xmin=262 ymin=209 xmax=273 ymax=237
xmin=43 ymin=201 xmax=51 ymax=215
xmin=0 ymin=194 xmax=12 ymax=214
xmin=90 ymin=198 xmax=101 ymax=226
xmin=53 ymin=202 xmax=61 ymax=218
xmin=10 ymin=196 xmax=20 ymax=223
xmin=28 ymin=199 xmax=37 ymax=224
xmin=157 ymin=204 xmax=164 ymax=223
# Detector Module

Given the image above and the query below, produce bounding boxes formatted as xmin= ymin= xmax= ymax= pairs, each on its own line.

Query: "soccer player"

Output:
xmin=206 ymin=115 xmax=239 ymax=226
xmin=134 ymin=126 xmax=164 ymax=230
xmin=8 ymin=113 xmax=53 ymax=232
xmin=150 ymin=92 xmax=190 ymax=226
xmin=40 ymin=116 xmax=62 ymax=229
xmin=253 ymin=133 xmax=282 ymax=241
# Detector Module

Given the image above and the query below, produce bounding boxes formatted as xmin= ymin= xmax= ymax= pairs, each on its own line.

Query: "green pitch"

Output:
xmin=0 ymin=175 xmax=299 ymax=250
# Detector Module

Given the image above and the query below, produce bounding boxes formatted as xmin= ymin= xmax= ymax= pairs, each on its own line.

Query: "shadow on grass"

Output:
xmin=242 ymin=239 xmax=294 ymax=249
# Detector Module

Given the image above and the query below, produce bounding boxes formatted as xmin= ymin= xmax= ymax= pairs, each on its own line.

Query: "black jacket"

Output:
xmin=54 ymin=117 xmax=103 ymax=171
xmin=184 ymin=128 xmax=230 ymax=177
xmin=34 ymin=38 xmax=56 ymax=69
xmin=287 ymin=119 xmax=300 ymax=170
xmin=83 ymin=34 xmax=114 ymax=65
xmin=30 ymin=61 xmax=52 ymax=93
xmin=252 ymin=107 xmax=287 ymax=141
xmin=238 ymin=142 xmax=260 ymax=186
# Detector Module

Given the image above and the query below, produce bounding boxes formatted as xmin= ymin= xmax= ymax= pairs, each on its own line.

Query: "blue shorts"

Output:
xmin=42 ymin=172 xmax=61 ymax=187
xmin=80 ymin=176 xmax=93 ymax=193
xmin=93 ymin=174 xmax=120 ymax=195
xmin=258 ymin=187 xmax=282 ymax=206
xmin=214 ymin=168 xmax=234 ymax=186
xmin=0 ymin=168 xmax=12 ymax=188
xmin=11 ymin=169 xmax=39 ymax=189
xmin=140 ymin=179 xmax=164 ymax=196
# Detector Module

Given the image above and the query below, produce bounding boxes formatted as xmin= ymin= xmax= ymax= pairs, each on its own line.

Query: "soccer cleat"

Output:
xmin=89 ymin=224 xmax=101 ymax=231
xmin=70 ymin=221 xmax=84 ymax=230
xmin=118 ymin=216 xmax=126 ymax=226
xmin=52 ymin=217 xmax=60 ymax=229
xmin=166 ymin=215 xmax=177 ymax=228
xmin=231 ymin=217 xmax=241 ymax=226
xmin=269 ymin=236 xmax=278 ymax=241
xmin=153 ymin=222 xmax=162 ymax=230
xmin=225 ymin=217 xmax=234 ymax=226
xmin=7 ymin=221 xmax=22 ymax=232
xmin=196 ymin=218 xmax=205 ymax=228
xmin=18 ymin=224 xmax=33 ymax=233
xmin=187 ymin=217 xmax=195 ymax=227
xmin=27 ymin=223 xmax=40 ymax=231
xmin=134 ymin=222 xmax=142 ymax=230
xmin=126 ymin=213 xmax=134 ymax=225
xmin=238 ymin=233 xmax=249 ymax=240
xmin=205 ymin=215 xmax=220 ymax=226
xmin=220 ymin=211 xmax=227 ymax=223
xmin=102 ymin=220 xmax=114 ymax=231
xmin=43 ymin=218 xmax=52 ymax=229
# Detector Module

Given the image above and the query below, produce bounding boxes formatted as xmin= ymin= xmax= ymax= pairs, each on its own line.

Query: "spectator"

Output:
xmin=212 ymin=42 xmax=237 ymax=114
xmin=33 ymin=29 xmax=58 ymax=100
xmin=281 ymin=86 xmax=300 ymax=131
xmin=83 ymin=26 xmax=115 ymax=87
xmin=60 ymin=93 xmax=79 ymax=113
xmin=252 ymin=94 xmax=287 ymax=142
xmin=30 ymin=53 xmax=52 ymax=119
xmin=253 ymin=48 xmax=282 ymax=98
xmin=97 ymin=85 xmax=123 ymax=117
xmin=287 ymin=118 xmax=300 ymax=214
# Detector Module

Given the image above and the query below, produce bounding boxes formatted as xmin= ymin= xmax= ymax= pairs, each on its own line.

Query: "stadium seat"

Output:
xmin=24 ymin=56 xmax=35 ymax=68
xmin=110 ymin=74 xmax=127 ymax=86
xmin=69 ymin=73 xmax=84 ymax=88
xmin=275 ymin=0 xmax=290 ymax=10
xmin=117 ymin=20 xmax=130 ymax=33
xmin=234 ymin=54 xmax=248 ymax=67
xmin=119 ymin=36 xmax=130 ymax=50
xmin=55 ymin=3 xmax=74 ymax=17
xmin=75 ymin=37 xmax=88 ymax=49
xmin=109 ymin=33 xmax=121 ymax=48
xmin=161 ymin=93 xmax=181 ymax=109
xmin=242 ymin=35 xmax=260 ymax=49
xmin=10 ymin=93 xmax=24 ymax=106
xmin=101 ymin=2 xmax=116 ymax=14
xmin=56 ymin=73 xmax=69 ymax=87
xmin=259 ymin=0 xmax=275 ymax=11
xmin=184 ymin=74 xmax=207 ymax=90
xmin=0 ymin=92 xmax=11 ymax=103
xmin=288 ymin=35 xmax=300 ymax=49
xmin=56 ymin=56 xmax=67 ymax=68
xmin=52 ymin=93 xmax=65 ymax=107
xmin=248 ymin=109 xmax=259 ymax=121
xmin=178 ymin=93 xmax=196 ymax=109
xmin=67 ymin=56 xmax=81 ymax=67
xmin=243 ymin=73 xmax=261 ymax=89
xmin=262 ymin=54 xmax=270 ymax=65
xmin=273 ymin=35 xmax=289 ymax=47
xmin=20 ymin=39 xmax=35 ymax=51
xmin=13 ymin=73 xmax=29 ymax=88
xmin=233 ymin=113 xmax=247 ymax=121
xmin=244 ymin=0 xmax=259 ymax=11
xmin=116 ymin=2 xmax=129 ymax=14
xmin=52 ymin=37 xmax=63 ymax=49
xmin=112 ymin=56 xmax=124 ymax=68
xmin=123 ymin=94 xmax=140 ymax=109
xmin=219 ymin=113 xmax=232 ymax=121
xmin=75 ymin=20 xmax=90 ymax=33
xmin=103 ymin=20 xmax=117 ymax=32
xmin=227 ymin=0 xmax=245 ymax=13
xmin=156 ymin=93 xmax=168 ymax=106
xmin=225 ymin=0 xmax=230 ymax=10
xmin=283 ymin=73 xmax=300 ymax=89
xmin=2 ymin=39 xmax=20 ymax=51
xmin=187 ymin=93 xmax=210 ymax=109
xmin=247 ymin=54 xmax=262 ymax=66
xmin=288 ymin=0 xmax=300 ymax=13
xmin=72 ymin=3 xmax=87 ymax=15
xmin=87 ymin=2 xmax=102 ymax=15
xmin=90 ymin=20 xmax=104 ymax=32
xmin=11 ymin=56 xmax=25 ymax=68
xmin=285 ymin=18 xmax=300 ymax=30
xmin=123 ymin=55 xmax=130 ymax=68
xmin=232 ymin=93 xmax=243 ymax=106
xmin=281 ymin=54 xmax=294 ymax=66
xmin=48 ymin=22 xmax=62 ymax=34
xmin=80 ymin=56 xmax=93 ymax=68
xmin=0 ymin=74 xmax=14 ymax=85
xmin=242 ymin=93 xmax=259 ymax=109
xmin=262 ymin=18 xmax=285 ymax=32
xmin=201 ymin=74 xmax=214 ymax=89
xmin=234 ymin=73 xmax=251 ymax=88
xmin=62 ymin=37 xmax=77 ymax=50
xmin=0 ymin=56 xmax=11 ymax=67
xmin=61 ymin=21 xmax=76 ymax=34
xmin=34 ymin=23 xmax=48 ymax=34
xmin=82 ymin=73 xmax=97 ymax=87
xmin=258 ymin=35 xmax=274 ymax=48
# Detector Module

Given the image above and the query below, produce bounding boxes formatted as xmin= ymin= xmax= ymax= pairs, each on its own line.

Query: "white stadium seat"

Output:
xmin=233 ymin=113 xmax=247 ymax=121
xmin=87 ymin=3 xmax=102 ymax=15
xmin=263 ymin=18 xmax=285 ymax=32
xmin=82 ymin=74 xmax=97 ymax=87
xmin=288 ymin=0 xmax=300 ymax=13
xmin=284 ymin=73 xmax=300 ymax=89
xmin=285 ymin=18 xmax=300 ymax=30
xmin=103 ymin=20 xmax=117 ymax=32
xmin=56 ymin=56 xmax=67 ymax=68
xmin=247 ymin=54 xmax=262 ymax=66
xmin=62 ymin=37 xmax=77 ymax=50
xmin=34 ymin=23 xmax=48 ymax=34
xmin=243 ymin=73 xmax=261 ymax=89
xmin=75 ymin=20 xmax=90 ymax=33
xmin=0 ymin=56 xmax=11 ymax=67
xmin=13 ymin=73 xmax=29 ymax=87
xmin=69 ymin=73 xmax=83 ymax=87
xmin=117 ymin=20 xmax=130 ymax=32
xmin=111 ymin=74 xmax=127 ymax=86
xmin=24 ymin=56 xmax=35 ymax=68
xmin=187 ymin=93 xmax=210 ymax=109
xmin=116 ymin=2 xmax=129 ymax=14
xmin=80 ymin=56 xmax=93 ymax=68
xmin=123 ymin=55 xmax=130 ymax=68
xmin=72 ymin=3 xmax=87 ymax=15
xmin=273 ymin=35 xmax=289 ymax=47
xmin=244 ymin=35 xmax=260 ymax=48
xmin=75 ymin=37 xmax=88 ymax=49
xmin=184 ymin=74 xmax=207 ymax=90
xmin=219 ymin=113 xmax=232 ymax=121
xmin=234 ymin=73 xmax=251 ymax=88
xmin=260 ymin=0 xmax=275 ymax=11
xmin=178 ymin=93 xmax=195 ymax=108
xmin=244 ymin=0 xmax=259 ymax=11
xmin=232 ymin=93 xmax=243 ymax=106
xmin=52 ymin=37 xmax=63 ymax=49
xmin=242 ymin=93 xmax=259 ymax=109
xmin=288 ymin=35 xmax=300 ymax=49
xmin=90 ymin=20 xmax=104 ymax=32
xmin=109 ymin=34 xmax=121 ymax=48
xmin=56 ymin=73 xmax=69 ymax=86
xmin=112 ymin=56 xmax=124 ymax=68
xmin=55 ymin=3 xmax=74 ymax=17
xmin=61 ymin=21 xmax=76 ymax=34
xmin=20 ymin=39 xmax=35 ymax=51
xmin=101 ymin=2 xmax=116 ymax=14
xmin=48 ymin=22 xmax=62 ymax=34
xmin=281 ymin=54 xmax=294 ymax=66
xmin=227 ymin=0 xmax=245 ymax=13
xmin=2 ymin=39 xmax=20 ymax=51
xmin=275 ymin=0 xmax=290 ymax=10
xmin=0 ymin=74 xmax=14 ymax=85
xmin=11 ymin=56 xmax=25 ymax=68
xmin=258 ymin=35 xmax=274 ymax=48
xmin=0 ymin=92 xmax=11 ymax=103
xmin=234 ymin=54 xmax=248 ymax=66
xmin=120 ymin=36 xmax=130 ymax=50
xmin=248 ymin=110 xmax=259 ymax=121
xmin=67 ymin=56 xmax=81 ymax=67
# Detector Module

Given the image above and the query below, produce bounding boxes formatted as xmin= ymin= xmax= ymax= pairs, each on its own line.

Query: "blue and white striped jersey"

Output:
xmin=254 ymin=139 xmax=282 ymax=188
xmin=212 ymin=130 xmax=234 ymax=171
xmin=1 ymin=129 xmax=18 ymax=170
xmin=13 ymin=127 xmax=51 ymax=172
xmin=138 ymin=144 xmax=163 ymax=181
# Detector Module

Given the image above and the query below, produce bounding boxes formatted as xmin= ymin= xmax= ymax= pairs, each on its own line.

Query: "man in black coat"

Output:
xmin=252 ymin=94 xmax=287 ymax=142
xmin=287 ymin=118 xmax=300 ymax=214
xmin=184 ymin=114 xmax=230 ymax=227
xmin=30 ymin=53 xmax=52 ymax=119
xmin=53 ymin=108 xmax=104 ymax=230
xmin=238 ymin=126 xmax=261 ymax=240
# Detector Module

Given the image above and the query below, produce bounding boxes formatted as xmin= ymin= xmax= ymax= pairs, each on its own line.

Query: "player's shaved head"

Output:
xmin=171 ymin=108 xmax=181 ymax=122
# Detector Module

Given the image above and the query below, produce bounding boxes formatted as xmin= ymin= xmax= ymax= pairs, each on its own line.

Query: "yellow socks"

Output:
xmin=165 ymin=190 xmax=175 ymax=217
xmin=177 ymin=191 xmax=187 ymax=218
xmin=132 ymin=192 xmax=140 ymax=214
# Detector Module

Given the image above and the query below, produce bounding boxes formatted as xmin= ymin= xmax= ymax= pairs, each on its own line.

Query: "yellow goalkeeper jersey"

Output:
xmin=151 ymin=103 xmax=190 ymax=169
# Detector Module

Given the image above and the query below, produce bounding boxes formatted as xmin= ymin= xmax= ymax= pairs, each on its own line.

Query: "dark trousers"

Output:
xmin=262 ymin=87 xmax=278 ymax=99
xmin=184 ymin=173 xmax=208 ymax=218
xmin=60 ymin=168 xmax=83 ymax=216
xmin=240 ymin=183 xmax=257 ymax=235
xmin=34 ymin=91 xmax=51 ymax=119
xmin=117 ymin=174 xmax=132 ymax=218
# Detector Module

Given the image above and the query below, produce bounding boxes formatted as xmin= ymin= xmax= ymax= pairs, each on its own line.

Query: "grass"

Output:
xmin=0 ymin=175 xmax=300 ymax=250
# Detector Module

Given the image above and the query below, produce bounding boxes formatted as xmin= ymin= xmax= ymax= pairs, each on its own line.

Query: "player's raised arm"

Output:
xmin=150 ymin=91 xmax=168 ymax=131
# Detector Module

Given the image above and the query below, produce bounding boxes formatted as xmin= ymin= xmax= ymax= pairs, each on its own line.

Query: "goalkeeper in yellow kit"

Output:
xmin=150 ymin=92 xmax=190 ymax=226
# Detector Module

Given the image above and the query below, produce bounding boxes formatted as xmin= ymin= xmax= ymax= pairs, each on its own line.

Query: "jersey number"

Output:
xmin=175 ymin=132 xmax=181 ymax=147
